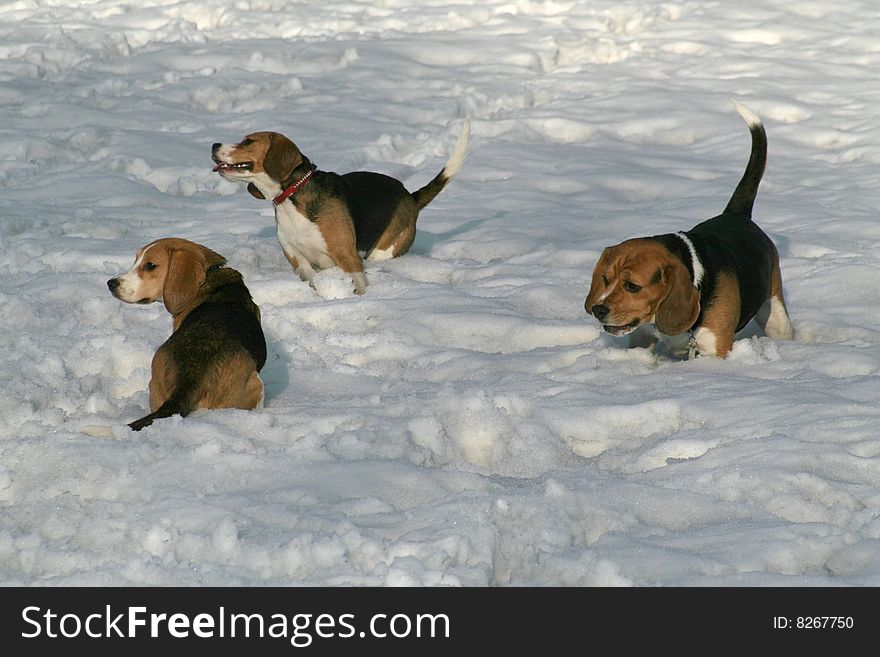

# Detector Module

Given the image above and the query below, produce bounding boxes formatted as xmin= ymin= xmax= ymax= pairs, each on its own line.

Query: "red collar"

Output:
xmin=272 ymin=167 xmax=316 ymax=206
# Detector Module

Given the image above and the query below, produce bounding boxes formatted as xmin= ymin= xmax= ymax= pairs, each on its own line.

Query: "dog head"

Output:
xmin=211 ymin=131 xmax=306 ymax=200
xmin=585 ymin=238 xmax=700 ymax=337
xmin=107 ymin=238 xmax=227 ymax=316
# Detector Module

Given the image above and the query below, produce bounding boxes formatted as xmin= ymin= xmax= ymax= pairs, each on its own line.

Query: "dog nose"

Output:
xmin=212 ymin=143 xmax=221 ymax=152
xmin=590 ymin=304 xmax=609 ymax=321
xmin=107 ymin=278 xmax=119 ymax=291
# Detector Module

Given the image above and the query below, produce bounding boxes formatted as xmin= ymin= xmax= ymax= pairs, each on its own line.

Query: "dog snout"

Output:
xmin=590 ymin=304 xmax=609 ymax=321
xmin=107 ymin=278 xmax=120 ymax=291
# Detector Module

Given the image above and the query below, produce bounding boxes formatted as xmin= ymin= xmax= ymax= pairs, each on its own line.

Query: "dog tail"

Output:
xmin=723 ymin=100 xmax=767 ymax=218
xmin=411 ymin=119 xmax=471 ymax=211
xmin=128 ymin=386 xmax=197 ymax=432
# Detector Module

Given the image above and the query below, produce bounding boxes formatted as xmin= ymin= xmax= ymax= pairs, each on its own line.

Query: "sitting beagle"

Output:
xmin=107 ymin=238 xmax=267 ymax=431
xmin=585 ymin=101 xmax=793 ymax=358
xmin=211 ymin=120 xmax=470 ymax=294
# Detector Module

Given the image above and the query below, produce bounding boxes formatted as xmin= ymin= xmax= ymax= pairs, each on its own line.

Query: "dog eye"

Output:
xmin=144 ymin=262 xmax=158 ymax=272
xmin=240 ymin=138 xmax=254 ymax=146
xmin=623 ymin=281 xmax=642 ymax=293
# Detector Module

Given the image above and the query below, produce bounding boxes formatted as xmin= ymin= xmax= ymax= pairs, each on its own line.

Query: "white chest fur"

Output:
xmin=275 ymin=202 xmax=334 ymax=270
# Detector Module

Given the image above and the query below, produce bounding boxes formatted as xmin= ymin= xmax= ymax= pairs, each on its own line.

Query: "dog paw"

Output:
xmin=352 ymin=272 xmax=368 ymax=295
xmin=311 ymin=269 xmax=361 ymax=299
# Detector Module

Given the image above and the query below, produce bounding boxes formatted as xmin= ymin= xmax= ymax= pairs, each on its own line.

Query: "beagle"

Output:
xmin=107 ymin=238 xmax=267 ymax=431
xmin=211 ymin=120 xmax=470 ymax=294
xmin=585 ymin=101 xmax=793 ymax=358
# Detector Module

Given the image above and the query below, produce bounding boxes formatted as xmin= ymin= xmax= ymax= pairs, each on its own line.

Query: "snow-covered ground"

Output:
xmin=2 ymin=0 xmax=880 ymax=586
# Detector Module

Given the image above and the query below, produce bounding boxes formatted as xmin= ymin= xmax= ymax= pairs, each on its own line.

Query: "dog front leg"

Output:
xmin=282 ymin=250 xmax=317 ymax=285
xmin=329 ymin=238 xmax=368 ymax=294
xmin=336 ymin=255 xmax=367 ymax=295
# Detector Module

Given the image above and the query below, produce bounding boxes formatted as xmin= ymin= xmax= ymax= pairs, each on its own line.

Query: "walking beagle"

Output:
xmin=211 ymin=120 xmax=470 ymax=294
xmin=107 ymin=238 xmax=267 ymax=430
xmin=585 ymin=101 xmax=793 ymax=358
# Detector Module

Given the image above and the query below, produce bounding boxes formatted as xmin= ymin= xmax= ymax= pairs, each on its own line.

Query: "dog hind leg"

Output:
xmin=755 ymin=259 xmax=793 ymax=340
xmin=756 ymin=296 xmax=793 ymax=340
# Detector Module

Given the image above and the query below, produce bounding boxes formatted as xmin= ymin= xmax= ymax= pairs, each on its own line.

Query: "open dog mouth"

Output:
xmin=212 ymin=160 xmax=253 ymax=173
xmin=602 ymin=318 xmax=641 ymax=336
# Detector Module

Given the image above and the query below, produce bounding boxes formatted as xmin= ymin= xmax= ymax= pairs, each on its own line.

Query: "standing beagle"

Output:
xmin=107 ymin=238 xmax=267 ymax=430
xmin=585 ymin=101 xmax=793 ymax=358
xmin=211 ymin=120 xmax=470 ymax=294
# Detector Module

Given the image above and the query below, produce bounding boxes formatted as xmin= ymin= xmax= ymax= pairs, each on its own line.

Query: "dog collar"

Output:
xmin=273 ymin=166 xmax=316 ymax=206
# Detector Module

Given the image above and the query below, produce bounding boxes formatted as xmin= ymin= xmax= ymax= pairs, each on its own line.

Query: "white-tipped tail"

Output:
xmin=442 ymin=119 xmax=471 ymax=179
xmin=723 ymin=98 xmax=767 ymax=216
xmin=732 ymin=99 xmax=762 ymax=128
xmin=411 ymin=119 xmax=471 ymax=210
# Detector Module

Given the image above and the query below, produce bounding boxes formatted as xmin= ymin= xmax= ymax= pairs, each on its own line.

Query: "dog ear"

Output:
xmin=162 ymin=244 xmax=225 ymax=316
xmin=247 ymin=183 xmax=265 ymax=199
xmin=263 ymin=133 xmax=302 ymax=182
xmin=163 ymin=248 xmax=203 ymax=316
xmin=585 ymin=247 xmax=613 ymax=314
xmin=655 ymin=259 xmax=700 ymax=335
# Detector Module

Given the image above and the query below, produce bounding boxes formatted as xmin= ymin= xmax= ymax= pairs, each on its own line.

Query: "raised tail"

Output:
xmin=128 ymin=387 xmax=196 ymax=431
xmin=411 ymin=119 xmax=471 ymax=211
xmin=723 ymin=100 xmax=767 ymax=218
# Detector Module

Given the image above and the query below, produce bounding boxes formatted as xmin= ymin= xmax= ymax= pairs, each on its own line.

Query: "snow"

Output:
xmin=2 ymin=0 xmax=880 ymax=587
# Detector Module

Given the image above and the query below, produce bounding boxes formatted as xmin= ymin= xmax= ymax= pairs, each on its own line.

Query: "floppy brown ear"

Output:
xmin=162 ymin=244 xmax=225 ymax=315
xmin=655 ymin=259 xmax=700 ymax=335
xmin=585 ymin=247 xmax=613 ymax=314
xmin=263 ymin=133 xmax=302 ymax=182
xmin=247 ymin=183 xmax=265 ymax=199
